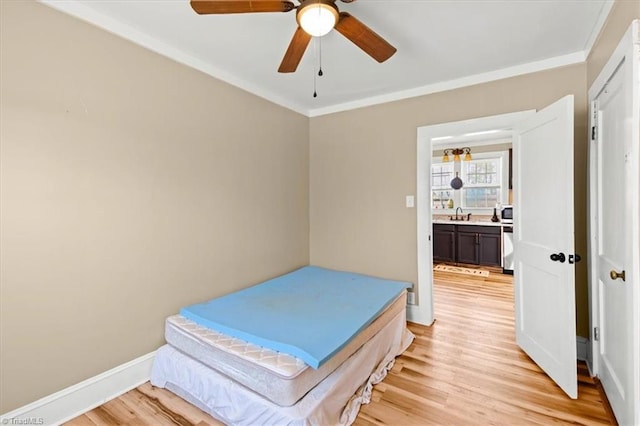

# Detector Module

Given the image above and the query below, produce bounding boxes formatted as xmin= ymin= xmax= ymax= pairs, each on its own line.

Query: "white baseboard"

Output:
xmin=405 ymin=305 xmax=434 ymax=326
xmin=0 ymin=351 xmax=156 ymax=426
xmin=0 ymin=334 xmax=593 ymax=425
xmin=584 ymin=338 xmax=593 ymax=374
xmin=577 ymin=336 xmax=589 ymax=362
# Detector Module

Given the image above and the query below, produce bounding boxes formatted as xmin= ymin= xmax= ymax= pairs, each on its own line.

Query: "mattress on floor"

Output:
xmin=152 ymin=307 xmax=415 ymax=426
xmin=179 ymin=266 xmax=411 ymax=369
xmin=165 ymin=291 xmax=406 ymax=407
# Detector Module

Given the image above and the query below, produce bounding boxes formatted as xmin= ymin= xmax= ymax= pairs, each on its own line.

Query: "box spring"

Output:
xmin=152 ymin=305 xmax=414 ymax=426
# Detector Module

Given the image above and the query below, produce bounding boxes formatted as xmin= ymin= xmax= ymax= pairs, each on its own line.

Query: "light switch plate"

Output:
xmin=407 ymin=292 xmax=416 ymax=305
xmin=405 ymin=195 xmax=415 ymax=208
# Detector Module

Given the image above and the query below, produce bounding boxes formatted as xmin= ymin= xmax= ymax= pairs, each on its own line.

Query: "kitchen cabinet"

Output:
xmin=433 ymin=224 xmax=456 ymax=263
xmin=457 ymin=225 xmax=502 ymax=267
xmin=458 ymin=225 xmax=502 ymax=267
xmin=456 ymin=227 xmax=479 ymax=264
xmin=433 ymin=223 xmax=501 ymax=267
xmin=478 ymin=231 xmax=502 ymax=266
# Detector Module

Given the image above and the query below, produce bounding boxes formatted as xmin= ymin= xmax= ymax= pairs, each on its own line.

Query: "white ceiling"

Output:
xmin=41 ymin=0 xmax=612 ymax=117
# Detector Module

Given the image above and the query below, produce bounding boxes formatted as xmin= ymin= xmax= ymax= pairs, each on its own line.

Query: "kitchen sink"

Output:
xmin=448 ymin=215 xmax=472 ymax=221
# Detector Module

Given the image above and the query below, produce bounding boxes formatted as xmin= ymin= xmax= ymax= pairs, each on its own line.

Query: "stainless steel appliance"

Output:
xmin=502 ymin=225 xmax=514 ymax=274
xmin=501 ymin=205 xmax=513 ymax=224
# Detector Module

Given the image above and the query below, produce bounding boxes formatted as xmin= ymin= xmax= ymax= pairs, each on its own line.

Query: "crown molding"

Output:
xmin=38 ymin=0 xmax=310 ymax=116
xmin=39 ymin=1 xmax=602 ymax=118
xmin=307 ymin=51 xmax=586 ymax=117
xmin=583 ymin=0 xmax=615 ymax=57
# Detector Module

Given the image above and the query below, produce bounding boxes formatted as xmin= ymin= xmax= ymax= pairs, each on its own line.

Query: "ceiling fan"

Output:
xmin=190 ymin=0 xmax=397 ymax=73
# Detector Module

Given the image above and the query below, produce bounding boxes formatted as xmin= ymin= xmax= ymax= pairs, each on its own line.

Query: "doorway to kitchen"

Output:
xmin=413 ymin=97 xmax=579 ymax=399
xmin=430 ymin=137 xmax=513 ymax=275
xmin=409 ymin=110 xmax=533 ymax=326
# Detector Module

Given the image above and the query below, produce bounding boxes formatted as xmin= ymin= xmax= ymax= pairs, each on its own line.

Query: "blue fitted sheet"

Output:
xmin=179 ymin=266 xmax=410 ymax=369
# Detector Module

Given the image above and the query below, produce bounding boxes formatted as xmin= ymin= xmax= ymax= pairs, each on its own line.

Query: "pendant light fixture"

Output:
xmin=442 ymin=147 xmax=472 ymax=189
xmin=442 ymin=147 xmax=472 ymax=163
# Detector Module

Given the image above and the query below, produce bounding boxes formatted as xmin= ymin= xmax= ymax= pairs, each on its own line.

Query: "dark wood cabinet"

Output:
xmin=456 ymin=229 xmax=478 ymax=264
xmin=433 ymin=224 xmax=456 ymax=263
xmin=478 ymin=232 xmax=502 ymax=266
xmin=434 ymin=224 xmax=501 ymax=267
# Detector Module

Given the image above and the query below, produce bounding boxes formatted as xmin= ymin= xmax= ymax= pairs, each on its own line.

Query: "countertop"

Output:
xmin=433 ymin=219 xmax=504 ymax=227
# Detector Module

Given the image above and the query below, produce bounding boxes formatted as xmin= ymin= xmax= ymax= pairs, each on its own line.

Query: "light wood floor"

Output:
xmin=68 ymin=269 xmax=612 ymax=425
xmin=355 ymin=268 xmax=612 ymax=425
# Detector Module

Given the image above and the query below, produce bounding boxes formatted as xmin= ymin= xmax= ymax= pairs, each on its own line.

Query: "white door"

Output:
xmin=592 ymin=46 xmax=636 ymax=425
xmin=513 ymin=95 xmax=577 ymax=398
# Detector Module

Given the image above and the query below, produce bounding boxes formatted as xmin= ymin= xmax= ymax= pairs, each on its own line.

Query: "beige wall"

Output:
xmin=0 ymin=1 xmax=309 ymax=413
xmin=309 ymin=0 xmax=639 ymax=342
xmin=587 ymin=1 xmax=640 ymax=86
xmin=2 ymin=0 xmax=638 ymax=415
xmin=310 ymin=0 xmax=640 ymax=337
xmin=310 ymin=64 xmax=590 ymax=336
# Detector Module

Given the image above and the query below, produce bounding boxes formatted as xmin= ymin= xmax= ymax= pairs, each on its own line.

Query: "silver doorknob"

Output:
xmin=609 ymin=270 xmax=625 ymax=282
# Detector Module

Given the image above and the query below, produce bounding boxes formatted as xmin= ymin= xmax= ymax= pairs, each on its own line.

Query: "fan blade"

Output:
xmin=191 ymin=1 xmax=295 ymax=14
xmin=334 ymin=12 xmax=396 ymax=63
xmin=278 ymin=27 xmax=312 ymax=73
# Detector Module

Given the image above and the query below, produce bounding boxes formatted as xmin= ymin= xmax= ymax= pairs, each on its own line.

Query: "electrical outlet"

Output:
xmin=407 ymin=292 xmax=416 ymax=305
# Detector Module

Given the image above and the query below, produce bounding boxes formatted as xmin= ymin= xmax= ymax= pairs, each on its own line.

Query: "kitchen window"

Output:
xmin=461 ymin=158 xmax=501 ymax=208
xmin=431 ymin=163 xmax=454 ymax=209
xmin=431 ymin=151 xmax=509 ymax=213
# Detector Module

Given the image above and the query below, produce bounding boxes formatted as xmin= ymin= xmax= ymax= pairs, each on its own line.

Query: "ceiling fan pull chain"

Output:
xmin=313 ymin=63 xmax=317 ymax=97
xmin=313 ymin=55 xmax=318 ymax=97
xmin=313 ymin=37 xmax=318 ymax=97
xmin=318 ymin=36 xmax=323 ymax=77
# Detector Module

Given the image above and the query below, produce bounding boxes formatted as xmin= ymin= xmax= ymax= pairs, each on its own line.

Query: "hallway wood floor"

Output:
xmin=67 ymin=268 xmax=612 ymax=425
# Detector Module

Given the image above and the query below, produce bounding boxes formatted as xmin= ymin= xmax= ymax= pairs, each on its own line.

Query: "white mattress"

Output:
xmin=165 ymin=291 xmax=406 ymax=407
xmin=151 ymin=307 xmax=414 ymax=426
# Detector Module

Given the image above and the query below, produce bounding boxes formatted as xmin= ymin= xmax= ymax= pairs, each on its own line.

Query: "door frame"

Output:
xmin=413 ymin=110 xmax=534 ymax=325
xmin=587 ymin=19 xmax=640 ymax=423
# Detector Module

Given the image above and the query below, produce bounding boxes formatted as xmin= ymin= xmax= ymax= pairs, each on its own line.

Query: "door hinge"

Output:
xmin=591 ymin=102 xmax=599 ymax=141
xmin=594 ymin=327 xmax=599 ymax=341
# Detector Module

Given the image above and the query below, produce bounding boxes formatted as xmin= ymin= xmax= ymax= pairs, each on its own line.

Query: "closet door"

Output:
xmin=589 ymin=20 xmax=639 ymax=426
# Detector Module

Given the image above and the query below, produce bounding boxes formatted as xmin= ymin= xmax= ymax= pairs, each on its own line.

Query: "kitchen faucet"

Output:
xmin=451 ymin=207 xmax=472 ymax=221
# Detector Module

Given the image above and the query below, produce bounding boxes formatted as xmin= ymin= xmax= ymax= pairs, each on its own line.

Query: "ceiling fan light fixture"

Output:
xmin=297 ymin=0 xmax=339 ymax=37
